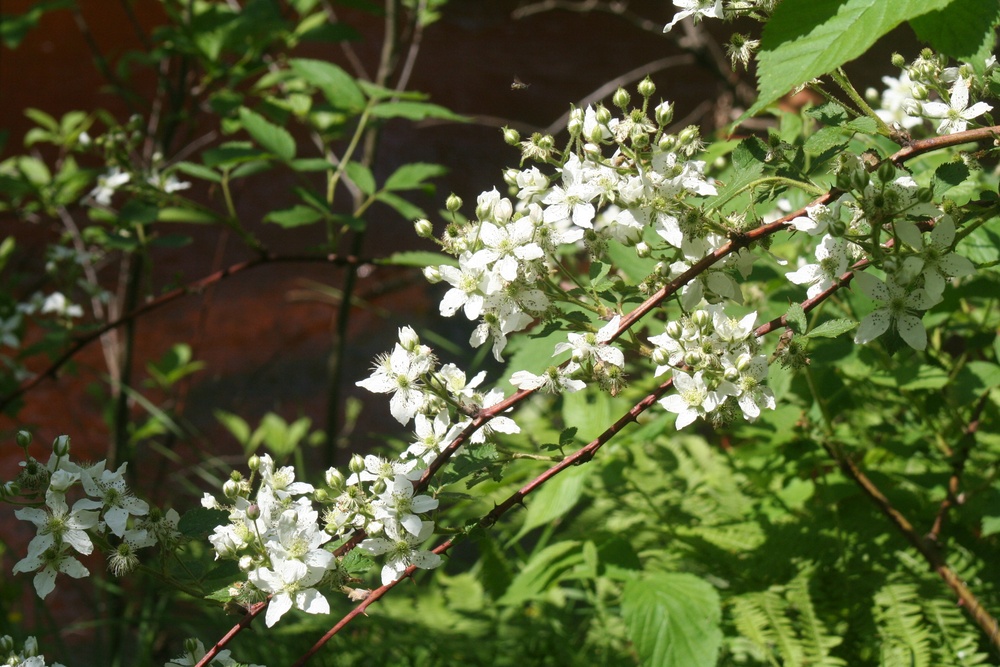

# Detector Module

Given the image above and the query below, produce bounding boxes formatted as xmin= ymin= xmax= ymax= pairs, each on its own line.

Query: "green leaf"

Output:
xmin=343 ymin=161 xmax=375 ymax=195
xmin=202 ymin=142 xmax=269 ymax=168
xmin=289 ymin=157 xmax=332 ymax=172
xmin=513 ymin=466 xmax=590 ymax=542
xmin=215 ymin=410 xmax=251 ymax=446
xmin=376 ymin=191 xmax=426 ymax=220
xmin=983 ymin=516 xmax=1000 ymax=537
xmin=932 ymin=161 xmax=971 ymax=199
xmin=157 ymin=207 xmax=219 ymax=224
xmin=289 ymin=58 xmax=365 ymax=111
xmin=264 ymin=205 xmax=326 ymax=227
xmin=869 ymin=364 xmax=950 ymax=390
xmin=374 ymin=250 xmax=458 ymax=268
xmin=174 ymin=161 xmax=222 ymax=183
xmin=749 ymin=0 xmax=954 ymax=117
xmin=785 ymin=303 xmax=807 ymax=334
xmin=910 ymin=0 xmax=1000 ymax=69
xmin=622 ymin=573 xmax=722 ymax=667
xmin=383 ymin=162 xmax=447 ymax=192
xmin=369 ymin=101 xmax=467 ymax=121
xmin=806 ymin=318 xmax=857 ymax=338
xmin=178 ymin=508 xmax=229 ymax=538
xmin=237 ymin=107 xmax=296 ymax=162
xmin=497 ymin=541 xmax=583 ymax=606
xmin=707 ymin=137 xmax=766 ymax=209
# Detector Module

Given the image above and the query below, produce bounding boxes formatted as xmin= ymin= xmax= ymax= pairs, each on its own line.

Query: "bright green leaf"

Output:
xmin=369 ymin=101 xmax=467 ymax=122
xmin=264 ymin=205 xmax=326 ymax=227
xmin=344 ymin=161 xmax=376 ymax=195
xmin=289 ymin=58 xmax=365 ymax=111
xmin=806 ymin=318 xmax=857 ymax=338
xmin=376 ymin=191 xmax=426 ymax=220
xmin=237 ymin=107 xmax=296 ymax=162
xmin=750 ymin=0 xmax=954 ymax=117
xmin=513 ymin=466 xmax=590 ymax=542
xmin=622 ymin=573 xmax=722 ymax=667
xmin=383 ymin=162 xmax=447 ymax=192
xmin=375 ymin=250 xmax=458 ymax=268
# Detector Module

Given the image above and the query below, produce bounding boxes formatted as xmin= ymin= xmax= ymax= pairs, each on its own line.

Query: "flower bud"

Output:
xmin=223 ymin=479 xmax=240 ymax=499
xmin=678 ymin=126 xmax=700 ymax=147
xmin=24 ymin=636 xmax=39 ymax=657
xmin=587 ymin=124 xmax=606 ymax=144
xmin=246 ymin=503 xmax=261 ymax=520
xmin=684 ymin=351 xmax=702 ymax=367
xmin=502 ymin=126 xmax=521 ymax=145
xmin=652 ymin=347 xmax=670 ymax=366
xmin=912 ymin=83 xmax=928 ymax=101
xmin=876 ymin=160 xmax=896 ymax=184
xmin=238 ymin=555 xmax=254 ymax=571
xmin=372 ymin=479 xmax=387 ymax=495
xmin=537 ymin=134 xmax=555 ymax=151
xmin=325 ymin=467 xmax=346 ymax=491
xmin=658 ymin=134 xmax=678 ymax=152
xmin=567 ymin=108 xmax=585 ymax=137
xmin=724 ymin=366 xmax=740 ymax=381
xmin=613 ymin=87 xmax=631 ymax=110
xmin=635 ymin=241 xmax=651 ymax=258
xmin=503 ymin=168 xmax=519 ymax=186
xmin=631 ymin=128 xmax=649 ymax=148
xmin=0 ymin=635 xmax=13 ymax=652
xmin=423 ymin=266 xmax=442 ymax=284
xmin=583 ymin=142 xmax=602 ymax=159
xmin=851 ymin=168 xmax=870 ymax=192
xmin=16 ymin=430 xmax=32 ymax=448
xmin=349 ymin=453 xmax=366 ymax=474
xmin=595 ymin=105 xmax=612 ymax=125
xmin=446 ymin=193 xmax=463 ymax=212
xmin=654 ymin=101 xmax=674 ymax=126
xmin=1 ymin=481 xmax=19 ymax=499
xmin=414 ymin=218 xmax=434 ymax=238
xmin=891 ymin=53 xmax=905 ymax=68
xmin=666 ymin=321 xmax=683 ymax=339
xmin=313 ymin=488 xmax=329 ymax=503
xmin=399 ymin=325 xmax=421 ymax=351
xmin=691 ymin=309 xmax=711 ymax=329
xmin=917 ymin=186 xmax=934 ymax=203
xmin=52 ymin=435 xmax=70 ymax=457
xmin=736 ymin=353 xmax=752 ymax=372
xmin=494 ymin=198 xmax=513 ymax=223
xmin=637 ymin=77 xmax=656 ymax=98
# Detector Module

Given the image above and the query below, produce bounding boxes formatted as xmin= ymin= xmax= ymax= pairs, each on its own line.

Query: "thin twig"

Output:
xmin=824 ymin=440 xmax=1000 ymax=648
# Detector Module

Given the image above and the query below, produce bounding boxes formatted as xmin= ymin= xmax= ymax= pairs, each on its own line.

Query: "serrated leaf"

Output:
xmin=178 ymin=508 xmax=229 ymax=538
xmin=707 ymin=137 xmax=766 ymax=209
xmin=910 ymin=0 xmax=1000 ymax=68
xmin=369 ymin=101 xmax=467 ymax=121
xmin=288 ymin=58 xmax=365 ymax=111
xmin=343 ymin=161 xmax=375 ymax=195
xmin=383 ymin=162 xmax=447 ymax=191
xmin=933 ymin=161 xmax=971 ymax=199
xmin=805 ymin=318 xmax=856 ymax=338
xmin=264 ymin=205 xmax=325 ymax=227
xmin=513 ymin=466 xmax=590 ymax=542
xmin=785 ymin=303 xmax=807 ymax=334
xmin=237 ymin=107 xmax=295 ymax=162
xmin=749 ymin=0 xmax=954 ymax=118
xmin=622 ymin=573 xmax=722 ymax=667
xmin=374 ymin=250 xmax=458 ymax=268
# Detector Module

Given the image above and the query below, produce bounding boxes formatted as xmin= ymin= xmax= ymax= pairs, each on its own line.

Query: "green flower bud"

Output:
xmin=678 ymin=125 xmax=700 ymax=146
xmin=637 ymin=77 xmax=656 ymax=98
xmin=890 ymin=53 xmax=905 ymax=68
xmin=658 ymin=134 xmax=678 ymax=152
xmin=631 ymin=128 xmax=649 ymax=148
xmin=414 ymin=218 xmax=434 ymax=238
xmin=654 ymin=101 xmax=674 ymax=126
xmin=52 ymin=435 xmax=70 ymax=457
xmin=635 ymin=241 xmax=651 ymax=258
xmin=502 ymin=126 xmax=520 ymax=145
xmin=652 ymin=347 xmax=670 ymax=366
xmin=245 ymin=503 xmax=261 ymax=520
xmin=247 ymin=455 xmax=260 ymax=472
xmin=349 ymin=453 xmax=366 ymax=474
xmin=423 ymin=266 xmax=442 ymax=284
xmin=16 ymin=430 xmax=32 ymax=448
xmin=372 ymin=479 xmax=387 ymax=495
xmin=613 ymin=87 xmax=631 ymax=110
xmin=666 ymin=321 xmax=683 ymax=339
xmin=446 ymin=194 xmax=463 ymax=212
xmin=325 ymin=468 xmax=345 ymax=491
xmin=595 ymin=105 xmax=612 ymax=125
xmin=567 ymin=108 xmax=585 ymax=137
xmin=876 ymin=160 xmax=896 ymax=184
xmin=917 ymin=186 xmax=934 ymax=203
xmin=223 ymin=479 xmax=240 ymax=499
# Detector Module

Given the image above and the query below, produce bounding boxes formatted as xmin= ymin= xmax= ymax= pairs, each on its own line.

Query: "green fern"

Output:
xmin=873 ymin=583 xmax=933 ymax=667
xmin=785 ymin=571 xmax=847 ymax=667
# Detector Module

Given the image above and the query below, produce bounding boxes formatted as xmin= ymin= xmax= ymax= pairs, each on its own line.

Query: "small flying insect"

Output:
xmin=511 ymin=76 xmax=531 ymax=91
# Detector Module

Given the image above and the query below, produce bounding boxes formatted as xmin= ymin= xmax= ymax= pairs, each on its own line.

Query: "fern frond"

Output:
xmin=786 ymin=572 xmax=847 ymax=667
xmin=873 ymin=583 xmax=933 ymax=667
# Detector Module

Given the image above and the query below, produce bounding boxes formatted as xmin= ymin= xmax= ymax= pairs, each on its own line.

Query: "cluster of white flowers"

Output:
xmin=1 ymin=635 xmax=65 ymax=667
xmin=869 ymin=55 xmax=995 ymax=135
xmin=786 ymin=163 xmax=975 ymax=351
xmin=7 ymin=435 xmax=178 ymax=599
xmin=649 ymin=304 xmax=774 ymax=428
